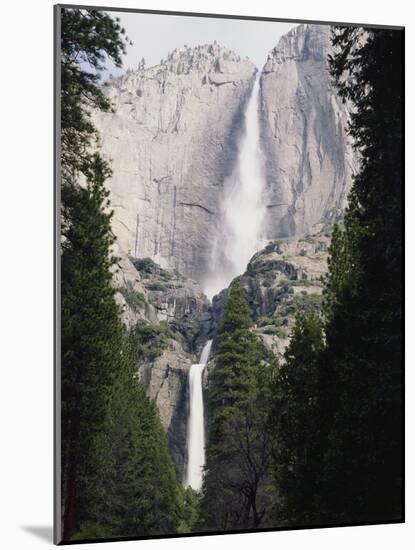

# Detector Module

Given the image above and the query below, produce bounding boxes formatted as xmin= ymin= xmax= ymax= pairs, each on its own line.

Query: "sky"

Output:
xmin=102 ymin=11 xmax=296 ymax=77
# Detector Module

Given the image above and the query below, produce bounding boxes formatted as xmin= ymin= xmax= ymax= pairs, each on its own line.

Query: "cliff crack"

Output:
xmin=178 ymin=202 xmax=216 ymax=215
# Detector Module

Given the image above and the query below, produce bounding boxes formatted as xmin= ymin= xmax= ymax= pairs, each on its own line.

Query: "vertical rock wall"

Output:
xmin=260 ymin=24 xmax=358 ymax=238
xmin=94 ymin=45 xmax=256 ymax=282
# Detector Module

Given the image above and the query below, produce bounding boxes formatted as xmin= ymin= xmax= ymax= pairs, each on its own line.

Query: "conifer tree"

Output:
xmin=60 ymin=8 xmax=127 ymax=186
xmin=266 ymin=27 xmax=402 ymax=528
xmin=314 ymin=27 xmax=404 ymax=522
xmin=322 ymin=222 xmax=354 ymax=322
xmin=208 ymin=282 xmax=262 ymax=417
xmin=105 ymin=331 xmax=183 ymax=537
xmin=60 ymin=8 xmax=184 ymax=539
xmin=61 ymin=153 xmax=123 ymax=538
xmin=270 ymin=313 xmax=324 ymax=526
xmin=67 ymin=329 xmax=184 ymax=540
xmin=201 ymin=282 xmax=277 ymax=530
xmin=60 ymin=9 xmax=128 ymax=539
xmin=101 ymin=332 xmax=184 ymax=537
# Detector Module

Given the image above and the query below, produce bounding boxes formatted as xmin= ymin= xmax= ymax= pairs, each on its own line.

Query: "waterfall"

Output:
xmin=185 ymin=339 xmax=213 ymax=491
xmin=185 ymin=74 xmax=265 ymax=489
xmin=204 ymin=73 xmax=266 ymax=299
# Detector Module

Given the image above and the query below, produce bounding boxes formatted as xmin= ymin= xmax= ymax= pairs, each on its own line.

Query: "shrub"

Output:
xmin=291 ymin=293 xmax=323 ymax=313
xmin=135 ymin=321 xmax=172 ymax=361
xmin=275 ymin=326 xmax=289 ymax=338
xmin=257 ymin=316 xmax=274 ymax=327
xmin=132 ymin=257 xmax=172 ymax=280
xmin=119 ymin=283 xmax=148 ymax=312
xmin=261 ymin=270 xmax=275 ymax=287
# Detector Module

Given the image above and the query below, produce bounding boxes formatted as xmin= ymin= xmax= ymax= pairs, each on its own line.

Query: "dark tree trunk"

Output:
xmin=62 ymin=459 xmax=79 ymax=540
xmin=251 ymin=490 xmax=264 ymax=529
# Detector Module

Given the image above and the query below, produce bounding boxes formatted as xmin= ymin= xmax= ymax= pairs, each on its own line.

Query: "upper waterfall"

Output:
xmin=94 ymin=28 xmax=355 ymax=290
xmin=203 ymin=74 xmax=267 ymax=299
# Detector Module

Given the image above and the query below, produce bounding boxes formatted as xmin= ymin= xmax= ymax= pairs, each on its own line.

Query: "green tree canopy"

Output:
xmin=270 ymin=313 xmax=324 ymax=526
xmin=60 ymin=8 xmax=184 ymax=541
xmin=60 ymin=8 xmax=128 ymax=185
xmin=201 ymin=282 xmax=277 ymax=531
xmin=314 ymin=26 xmax=403 ymax=523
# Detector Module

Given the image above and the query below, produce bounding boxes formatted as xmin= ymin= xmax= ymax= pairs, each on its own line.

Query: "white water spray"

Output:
xmin=185 ymin=339 xmax=213 ymax=491
xmin=204 ymin=74 xmax=266 ymax=299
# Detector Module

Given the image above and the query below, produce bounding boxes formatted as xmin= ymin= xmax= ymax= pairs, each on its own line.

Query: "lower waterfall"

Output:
xmin=185 ymin=339 xmax=213 ymax=491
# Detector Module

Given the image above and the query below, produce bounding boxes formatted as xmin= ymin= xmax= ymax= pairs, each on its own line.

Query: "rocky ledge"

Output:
xmin=211 ymin=229 xmax=330 ymax=357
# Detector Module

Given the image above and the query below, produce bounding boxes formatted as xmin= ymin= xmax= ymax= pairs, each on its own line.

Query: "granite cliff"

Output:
xmin=96 ymin=27 xmax=355 ymax=294
xmin=94 ymin=44 xmax=256 ymax=283
xmin=260 ymin=24 xmax=357 ymax=238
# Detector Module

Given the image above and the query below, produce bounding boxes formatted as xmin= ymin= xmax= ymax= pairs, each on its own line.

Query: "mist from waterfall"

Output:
xmin=185 ymin=339 xmax=213 ymax=491
xmin=204 ymin=74 xmax=266 ymax=299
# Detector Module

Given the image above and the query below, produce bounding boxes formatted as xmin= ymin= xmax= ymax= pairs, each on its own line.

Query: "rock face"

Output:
xmin=260 ymin=24 xmax=358 ymax=238
xmin=112 ymin=249 xmax=213 ymax=479
xmin=211 ymin=231 xmax=330 ymax=357
xmin=130 ymin=256 xmax=212 ymax=352
xmin=97 ymin=27 xmax=356 ymax=292
xmin=94 ymin=44 xmax=256 ymax=282
xmin=139 ymin=340 xmax=192 ymax=481
xmin=111 ymin=243 xmax=159 ymax=327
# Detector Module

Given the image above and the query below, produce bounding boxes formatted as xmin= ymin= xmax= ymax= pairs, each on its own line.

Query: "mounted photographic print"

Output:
xmin=54 ymin=4 xmax=404 ymax=544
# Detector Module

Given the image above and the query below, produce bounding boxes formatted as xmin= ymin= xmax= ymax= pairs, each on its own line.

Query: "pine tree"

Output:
xmin=201 ymin=282 xmax=277 ymax=530
xmin=59 ymin=10 xmax=129 ymax=539
xmin=60 ymin=8 xmax=184 ymax=540
xmin=322 ymin=222 xmax=354 ymax=321
xmin=208 ymin=282 xmax=261 ymax=417
xmin=68 ymin=331 xmax=184 ymax=540
xmin=270 ymin=313 xmax=324 ymax=526
xmin=60 ymin=8 xmax=127 ymax=186
xmin=178 ymin=487 xmax=203 ymax=533
xmin=61 ymin=155 xmax=122 ymax=538
xmin=60 ymin=9 xmax=126 ymax=539
xmin=313 ymin=27 xmax=404 ymax=522
xmin=101 ymin=332 xmax=184 ymax=537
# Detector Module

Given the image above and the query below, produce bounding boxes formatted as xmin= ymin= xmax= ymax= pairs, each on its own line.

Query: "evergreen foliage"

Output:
xmin=314 ymin=26 xmax=403 ymax=522
xmin=60 ymin=8 xmax=127 ymax=186
xmin=99 ymin=332 xmax=183 ymax=537
xmin=178 ymin=487 xmax=203 ymax=533
xmin=266 ymin=26 xmax=403 ymax=527
xmin=60 ymin=8 xmax=184 ymax=541
xmin=209 ymin=282 xmax=262 ymax=416
xmin=261 ymin=25 xmax=403 ymax=530
xmin=270 ymin=313 xmax=324 ymax=526
xmin=61 ymin=154 xmax=122 ymax=538
xmin=201 ymin=283 xmax=278 ymax=530
xmin=135 ymin=321 xmax=172 ymax=361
